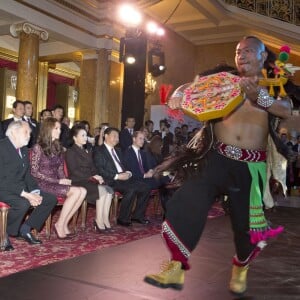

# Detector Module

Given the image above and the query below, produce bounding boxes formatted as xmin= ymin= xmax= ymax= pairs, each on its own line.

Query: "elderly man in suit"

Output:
xmin=93 ymin=127 xmax=151 ymax=226
xmin=0 ymin=121 xmax=57 ymax=251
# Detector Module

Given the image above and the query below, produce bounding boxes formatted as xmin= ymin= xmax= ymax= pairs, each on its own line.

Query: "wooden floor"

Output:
xmin=0 ymin=201 xmax=300 ymax=300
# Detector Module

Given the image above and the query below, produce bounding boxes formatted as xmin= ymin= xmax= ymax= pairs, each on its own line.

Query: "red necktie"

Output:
xmin=137 ymin=150 xmax=145 ymax=174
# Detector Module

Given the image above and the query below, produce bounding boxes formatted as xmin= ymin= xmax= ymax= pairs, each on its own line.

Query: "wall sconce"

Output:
xmin=6 ymin=95 xmax=16 ymax=108
xmin=72 ymin=89 xmax=78 ymax=103
xmin=68 ymin=107 xmax=75 ymax=119
xmin=148 ymin=48 xmax=166 ymax=77
xmin=10 ymin=74 xmax=17 ymax=90
xmin=145 ymin=72 xmax=157 ymax=96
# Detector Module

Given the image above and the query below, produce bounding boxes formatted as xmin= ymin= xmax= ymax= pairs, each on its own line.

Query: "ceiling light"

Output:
xmin=125 ymin=55 xmax=136 ymax=64
xmin=146 ymin=21 xmax=158 ymax=34
xmin=118 ymin=4 xmax=142 ymax=27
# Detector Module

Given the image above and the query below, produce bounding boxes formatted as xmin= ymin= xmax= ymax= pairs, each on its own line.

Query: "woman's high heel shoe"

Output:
xmin=54 ymin=225 xmax=71 ymax=240
xmin=93 ymin=220 xmax=106 ymax=233
xmin=104 ymin=225 xmax=115 ymax=233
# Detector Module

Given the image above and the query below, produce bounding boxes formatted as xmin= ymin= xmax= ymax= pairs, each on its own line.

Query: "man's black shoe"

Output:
xmin=3 ymin=238 xmax=14 ymax=251
xmin=117 ymin=219 xmax=132 ymax=227
xmin=131 ymin=218 xmax=150 ymax=225
xmin=19 ymin=232 xmax=42 ymax=245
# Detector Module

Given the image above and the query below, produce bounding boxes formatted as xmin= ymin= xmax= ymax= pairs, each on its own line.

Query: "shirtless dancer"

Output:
xmin=144 ymin=36 xmax=291 ymax=295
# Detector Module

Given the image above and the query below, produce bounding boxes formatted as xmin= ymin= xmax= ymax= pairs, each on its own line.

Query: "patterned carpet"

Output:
xmin=0 ymin=201 xmax=225 ymax=278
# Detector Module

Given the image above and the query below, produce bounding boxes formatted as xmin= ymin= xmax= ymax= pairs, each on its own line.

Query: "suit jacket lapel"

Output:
xmin=102 ymin=144 xmax=116 ymax=166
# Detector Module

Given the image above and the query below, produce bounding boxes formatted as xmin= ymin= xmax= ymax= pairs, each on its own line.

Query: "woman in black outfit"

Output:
xmin=66 ymin=124 xmax=114 ymax=232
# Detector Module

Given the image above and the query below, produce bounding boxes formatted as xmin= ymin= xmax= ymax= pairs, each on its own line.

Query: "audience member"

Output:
xmin=2 ymin=100 xmax=25 ymax=133
xmin=95 ymin=122 xmax=109 ymax=146
xmin=62 ymin=116 xmax=71 ymax=128
xmin=124 ymin=131 xmax=156 ymax=187
xmin=94 ymin=126 xmax=101 ymax=139
xmin=36 ymin=108 xmax=52 ymax=137
xmin=139 ymin=126 xmax=151 ymax=149
xmin=39 ymin=108 xmax=52 ymax=123
xmin=289 ymin=130 xmax=298 ymax=146
xmin=0 ymin=121 xmax=57 ymax=251
xmin=66 ymin=124 xmax=114 ymax=233
xmin=144 ymin=135 xmax=174 ymax=213
xmin=80 ymin=120 xmax=94 ymax=149
xmin=145 ymin=119 xmax=154 ymax=140
xmin=180 ymin=124 xmax=189 ymax=145
xmin=23 ymin=100 xmax=38 ymax=148
xmin=51 ymin=104 xmax=71 ymax=149
xmin=93 ymin=127 xmax=151 ymax=226
xmin=30 ymin=117 xmax=87 ymax=239
xmin=119 ymin=116 xmax=136 ymax=153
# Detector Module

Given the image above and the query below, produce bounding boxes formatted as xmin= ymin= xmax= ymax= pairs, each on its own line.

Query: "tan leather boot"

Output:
xmin=144 ymin=260 xmax=185 ymax=290
xmin=229 ymin=264 xmax=249 ymax=295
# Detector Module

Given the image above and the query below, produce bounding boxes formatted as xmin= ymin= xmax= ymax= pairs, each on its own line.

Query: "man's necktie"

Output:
xmin=111 ymin=148 xmax=125 ymax=172
xmin=16 ymin=148 xmax=22 ymax=158
xmin=137 ymin=150 xmax=145 ymax=174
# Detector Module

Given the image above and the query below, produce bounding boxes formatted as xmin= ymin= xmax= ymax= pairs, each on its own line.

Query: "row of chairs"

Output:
xmin=0 ymin=189 xmax=161 ymax=250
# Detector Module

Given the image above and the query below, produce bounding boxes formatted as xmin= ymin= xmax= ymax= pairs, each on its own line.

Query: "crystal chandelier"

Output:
xmin=145 ymin=72 xmax=157 ymax=96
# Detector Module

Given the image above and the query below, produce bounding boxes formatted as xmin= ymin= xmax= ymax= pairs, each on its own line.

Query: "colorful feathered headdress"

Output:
xmin=261 ymin=45 xmax=300 ymax=97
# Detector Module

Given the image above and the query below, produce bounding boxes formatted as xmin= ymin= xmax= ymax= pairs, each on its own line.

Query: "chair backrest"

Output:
xmin=0 ymin=202 xmax=10 ymax=209
xmin=63 ymin=160 xmax=69 ymax=177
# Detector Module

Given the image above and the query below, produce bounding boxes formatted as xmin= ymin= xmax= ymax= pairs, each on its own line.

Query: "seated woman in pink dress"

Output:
xmin=66 ymin=124 xmax=114 ymax=232
xmin=30 ymin=117 xmax=87 ymax=239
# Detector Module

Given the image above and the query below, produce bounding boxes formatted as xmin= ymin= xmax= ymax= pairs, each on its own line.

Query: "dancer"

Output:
xmin=144 ymin=36 xmax=291 ymax=294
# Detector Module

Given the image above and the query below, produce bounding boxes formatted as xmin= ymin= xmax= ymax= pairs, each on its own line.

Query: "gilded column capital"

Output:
xmin=10 ymin=22 xmax=49 ymax=41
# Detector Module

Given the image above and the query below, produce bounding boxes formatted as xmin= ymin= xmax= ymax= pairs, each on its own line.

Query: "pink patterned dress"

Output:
xmin=30 ymin=144 xmax=70 ymax=197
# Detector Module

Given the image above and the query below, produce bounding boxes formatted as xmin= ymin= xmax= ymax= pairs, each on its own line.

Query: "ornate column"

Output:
xmin=79 ymin=49 xmax=120 ymax=130
xmin=10 ymin=22 xmax=48 ymax=109
xmin=37 ymin=62 xmax=49 ymax=118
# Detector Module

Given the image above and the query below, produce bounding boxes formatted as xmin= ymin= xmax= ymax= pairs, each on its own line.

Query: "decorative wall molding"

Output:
xmin=222 ymin=0 xmax=299 ymax=26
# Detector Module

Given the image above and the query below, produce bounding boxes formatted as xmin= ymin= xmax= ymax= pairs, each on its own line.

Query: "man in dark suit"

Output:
xmin=125 ymin=131 xmax=173 ymax=216
xmin=1 ymin=99 xmax=25 ymax=133
xmin=51 ymin=104 xmax=71 ymax=149
xmin=119 ymin=116 xmax=135 ymax=153
xmin=23 ymin=100 xmax=38 ymax=148
xmin=93 ymin=127 xmax=151 ymax=226
xmin=0 ymin=121 xmax=57 ymax=251
xmin=124 ymin=131 xmax=160 ymax=189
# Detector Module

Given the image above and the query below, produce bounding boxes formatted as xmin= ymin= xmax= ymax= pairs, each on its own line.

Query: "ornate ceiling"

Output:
xmin=0 ymin=0 xmax=299 ymax=58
